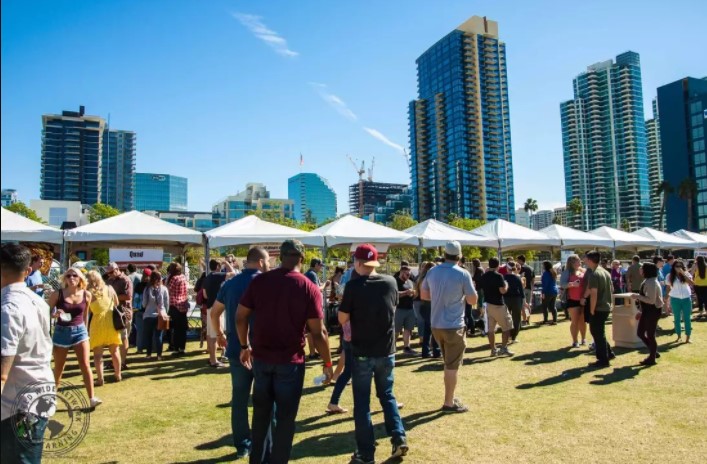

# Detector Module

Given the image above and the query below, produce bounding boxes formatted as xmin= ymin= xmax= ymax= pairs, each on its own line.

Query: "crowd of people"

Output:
xmin=1 ymin=239 xmax=704 ymax=463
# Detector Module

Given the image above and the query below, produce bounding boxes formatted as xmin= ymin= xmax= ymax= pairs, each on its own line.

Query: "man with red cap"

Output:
xmin=339 ymin=244 xmax=408 ymax=464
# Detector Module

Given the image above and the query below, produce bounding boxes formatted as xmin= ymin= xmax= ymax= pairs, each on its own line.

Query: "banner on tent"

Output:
xmin=109 ymin=248 xmax=164 ymax=264
xmin=251 ymin=243 xmax=281 ymax=258
xmin=695 ymin=250 xmax=707 ymax=258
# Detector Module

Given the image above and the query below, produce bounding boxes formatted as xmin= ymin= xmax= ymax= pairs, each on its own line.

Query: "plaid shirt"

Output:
xmin=168 ymin=274 xmax=188 ymax=310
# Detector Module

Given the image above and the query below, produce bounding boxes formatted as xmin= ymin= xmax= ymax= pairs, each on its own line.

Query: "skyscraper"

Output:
xmin=41 ymin=106 xmax=105 ymax=205
xmin=531 ymin=210 xmax=553 ymax=231
xmin=560 ymin=51 xmax=651 ymax=231
xmin=101 ymin=129 xmax=136 ymax=211
xmin=409 ymin=15 xmax=515 ymax=222
xmin=288 ymin=173 xmax=337 ymax=224
xmin=135 ymin=173 xmax=188 ymax=211
xmin=646 ymin=98 xmax=664 ymax=229
xmin=1 ymin=189 xmax=18 ymax=207
xmin=657 ymin=77 xmax=707 ymax=232
xmin=349 ymin=181 xmax=407 ymax=218
xmin=212 ymin=183 xmax=294 ymax=226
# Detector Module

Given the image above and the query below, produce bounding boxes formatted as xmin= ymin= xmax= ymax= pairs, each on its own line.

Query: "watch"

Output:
xmin=240 ymin=344 xmax=250 ymax=350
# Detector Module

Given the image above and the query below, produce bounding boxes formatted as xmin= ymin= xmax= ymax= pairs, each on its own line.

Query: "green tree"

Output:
xmin=621 ymin=218 xmax=631 ymax=232
xmin=389 ymin=211 xmax=417 ymax=231
xmin=567 ymin=197 xmax=583 ymax=229
xmin=523 ymin=198 xmax=538 ymax=229
xmin=6 ymin=202 xmax=45 ymax=223
xmin=655 ymin=181 xmax=673 ymax=232
xmin=89 ymin=202 xmax=120 ymax=222
xmin=552 ymin=215 xmax=561 ymax=225
xmin=92 ymin=248 xmax=109 ymax=266
xmin=304 ymin=209 xmax=315 ymax=225
xmin=678 ymin=178 xmax=698 ymax=231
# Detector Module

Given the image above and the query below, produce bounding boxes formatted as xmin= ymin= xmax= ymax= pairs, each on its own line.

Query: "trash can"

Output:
xmin=612 ymin=293 xmax=643 ymax=349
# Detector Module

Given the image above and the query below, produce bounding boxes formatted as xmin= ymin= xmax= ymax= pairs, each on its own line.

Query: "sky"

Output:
xmin=2 ymin=0 xmax=705 ymax=216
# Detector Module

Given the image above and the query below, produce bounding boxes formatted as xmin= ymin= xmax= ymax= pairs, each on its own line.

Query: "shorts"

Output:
xmin=487 ymin=303 xmax=513 ymax=332
xmin=523 ymin=288 xmax=533 ymax=305
xmin=566 ymin=299 xmax=582 ymax=308
xmin=395 ymin=308 xmax=416 ymax=333
xmin=53 ymin=323 xmax=89 ymax=348
xmin=431 ymin=328 xmax=466 ymax=370
xmin=121 ymin=324 xmax=131 ymax=342
xmin=206 ymin=308 xmax=225 ymax=338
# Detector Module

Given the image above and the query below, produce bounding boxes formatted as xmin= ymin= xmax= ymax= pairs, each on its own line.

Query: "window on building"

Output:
xmin=695 ymin=140 xmax=706 ymax=152
xmin=694 ymin=127 xmax=705 ymax=139
xmin=690 ymin=101 xmax=703 ymax=114
xmin=48 ymin=207 xmax=68 ymax=226
xmin=696 ymin=152 xmax=706 ymax=165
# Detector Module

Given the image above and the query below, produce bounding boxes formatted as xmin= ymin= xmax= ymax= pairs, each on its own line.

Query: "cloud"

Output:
xmin=363 ymin=127 xmax=405 ymax=154
xmin=232 ymin=13 xmax=298 ymax=58
xmin=310 ymin=82 xmax=358 ymax=121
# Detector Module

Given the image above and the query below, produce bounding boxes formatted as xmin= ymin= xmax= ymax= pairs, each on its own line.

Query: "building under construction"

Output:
xmin=349 ymin=181 xmax=408 ymax=218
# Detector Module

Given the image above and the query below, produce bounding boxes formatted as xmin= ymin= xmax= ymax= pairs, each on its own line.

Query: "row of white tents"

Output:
xmin=3 ymin=208 xmax=707 ymax=267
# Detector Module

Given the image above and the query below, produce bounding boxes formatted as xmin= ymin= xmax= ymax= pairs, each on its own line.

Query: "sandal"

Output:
xmin=326 ymin=404 xmax=348 ymax=414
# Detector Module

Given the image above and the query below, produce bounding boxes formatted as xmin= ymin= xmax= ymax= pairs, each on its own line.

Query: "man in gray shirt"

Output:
xmin=626 ymin=256 xmax=642 ymax=293
xmin=421 ymin=241 xmax=477 ymax=413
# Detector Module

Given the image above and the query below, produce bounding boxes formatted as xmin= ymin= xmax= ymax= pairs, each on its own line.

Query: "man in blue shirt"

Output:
xmin=662 ymin=255 xmax=674 ymax=280
xmin=25 ymin=254 xmax=44 ymax=297
xmin=212 ymin=247 xmax=270 ymax=460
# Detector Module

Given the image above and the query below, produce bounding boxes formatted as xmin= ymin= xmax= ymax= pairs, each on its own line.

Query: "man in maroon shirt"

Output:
xmin=236 ymin=239 xmax=333 ymax=464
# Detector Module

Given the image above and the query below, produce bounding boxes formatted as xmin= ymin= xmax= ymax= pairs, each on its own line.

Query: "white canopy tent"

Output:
xmin=672 ymin=229 xmax=707 ymax=249
xmin=1 ymin=207 xmax=64 ymax=244
xmin=539 ymin=224 xmax=614 ymax=249
xmin=632 ymin=227 xmax=697 ymax=250
xmin=403 ymin=219 xmax=497 ymax=248
xmin=469 ymin=219 xmax=560 ymax=255
xmin=205 ymin=215 xmax=324 ymax=248
xmin=312 ymin=215 xmax=418 ymax=247
xmin=589 ymin=226 xmax=654 ymax=253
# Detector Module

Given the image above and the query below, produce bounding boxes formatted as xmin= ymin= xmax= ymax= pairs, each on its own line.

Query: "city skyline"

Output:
xmin=1 ymin=1 xmax=705 ymax=217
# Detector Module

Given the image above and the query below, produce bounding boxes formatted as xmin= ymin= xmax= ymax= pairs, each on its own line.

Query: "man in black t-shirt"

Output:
xmin=203 ymin=260 xmax=227 ymax=367
xmin=339 ymin=244 xmax=408 ymax=463
xmin=395 ymin=266 xmax=417 ymax=356
xmin=477 ymin=258 xmax=514 ymax=357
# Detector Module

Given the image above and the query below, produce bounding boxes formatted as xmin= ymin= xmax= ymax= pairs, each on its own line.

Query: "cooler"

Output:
xmin=611 ymin=293 xmax=643 ymax=349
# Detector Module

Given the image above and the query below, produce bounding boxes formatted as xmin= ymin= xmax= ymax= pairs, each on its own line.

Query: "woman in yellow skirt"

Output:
xmin=86 ymin=270 xmax=122 ymax=384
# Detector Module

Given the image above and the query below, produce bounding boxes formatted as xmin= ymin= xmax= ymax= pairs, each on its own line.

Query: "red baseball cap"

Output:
xmin=143 ymin=268 xmax=152 ymax=276
xmin=353 ymin=244 xmax=381 ymax=267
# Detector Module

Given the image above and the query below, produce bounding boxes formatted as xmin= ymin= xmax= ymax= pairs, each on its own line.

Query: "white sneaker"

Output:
xmin=90 ymin=397 xmax=103 ymax=408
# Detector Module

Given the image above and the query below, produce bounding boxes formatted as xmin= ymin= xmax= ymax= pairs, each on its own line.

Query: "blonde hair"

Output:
xmin=86 ymin=270 xmax=108 ymax=299
xmin=565 ymin=254 xmax=581 ymax=274
xmin=61 ymin=268 xmax=88 ymax=289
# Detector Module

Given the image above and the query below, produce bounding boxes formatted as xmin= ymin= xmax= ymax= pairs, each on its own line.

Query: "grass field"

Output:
xmin=48 ymin=311 xmax=706 ymax=464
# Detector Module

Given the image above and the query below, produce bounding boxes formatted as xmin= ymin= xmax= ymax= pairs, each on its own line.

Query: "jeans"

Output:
xmin=169 ymin=306 xmax=188 ymax=351
xmin=695 ymin=286 xmax=707 ymax=313
xmin=542 ymin=295 xmax=558 ymax=322
xmin=251 ymin=360 xmax=305 ymax=464
xmin=142 ymin=316 xmax=164 ymax=356
xmin=0 ymin=415 xmax=49 ymax=464
xmin=418 ymin=302 xmax=439 ymax=357
xmin=351 ymin=354 xmax=406 ymax=461
xmin=229 ymin=356 xmax=255 ymax=454
xmin=589 ymin=310 xmax=613 ymax=363
xmin=506 ymin=296 xmax=523 ymax=339
xmin=134 ymin=311 xmax=145 ymax=351
xmin=671 ymin=297 xmax=692 ymax=337
xmin=637 ymin=306 xmax=660 ymax=361
xmin=412 ymin=301 xmax=424 ymax=334
xmin=330 ymin=341 xmax=352 ymax=405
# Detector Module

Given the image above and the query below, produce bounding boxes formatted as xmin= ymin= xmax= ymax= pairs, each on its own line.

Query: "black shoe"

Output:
xmin=608 ymin=352 xmax=616 ymax=360
xmin=349 ymin=452 xmax=374 ymax=464
xmin=391 ymin=438 xmax=409 ymax=458
xmin=639 ymin=358 xmax=656 ymax=366
xmin=432 ymin=352 xmax=441 ymax=358
xmin=656 ymin=352 xmax=661 ymax=359
xmin=402 ymin=346 xmax=419 ymax=356
xmin=588 ymin=361 xmax=610 ymax=369
xmin=421 ymin=352 xmax=431 ymax=359
xmin=235 ymin=448 xmax=250 ymax=460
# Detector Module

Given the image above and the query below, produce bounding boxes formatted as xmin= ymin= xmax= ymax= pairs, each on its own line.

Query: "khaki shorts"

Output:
xmin=206 ymin=308 xmax=225 ymax=339
xmin=431 ymin=328 xmax=466 ymax=370
xmin=487 ymin=303 xmax=513 ymax=332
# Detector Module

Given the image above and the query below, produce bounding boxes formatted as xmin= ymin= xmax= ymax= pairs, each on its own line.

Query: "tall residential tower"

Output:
xmin=408 ymin=16 xmax=515 ymax=222
xmin=101 ymin=129 xmax=136 ymax=211
xmin=288 ymin=173 xmax=337 ymax=225
xmin=646 ymin=98 xmax=664 ymax=229
xmin=560 ymin=52 xmax=651 ymax=231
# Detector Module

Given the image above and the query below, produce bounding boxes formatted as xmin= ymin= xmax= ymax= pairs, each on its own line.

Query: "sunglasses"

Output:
xmin=65 ymin=274 xmax=80 ymax=279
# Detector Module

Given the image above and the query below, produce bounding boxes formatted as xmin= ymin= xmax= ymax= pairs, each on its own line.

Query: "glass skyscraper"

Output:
xmin=212 ymin=183 xmax=294 ymax=226
xmin=657 ymin=77 xmax=707 ymax=232
xmin=101 ymin=129 xmax=136 ymax=211
xmin=560 ymin=51 xmax=651 ymax=231
xmin=41 ymin=107 xmax=105 ymax=205
xmin=288 ymin=173 xmax=337 ymax=224
xmin=646 ymin=98 xmax=664 ymax=229
xmin=135 ymin=173 xmax=187 ymax=211
xmin=408 ymin=16 xmax=515 ymax=222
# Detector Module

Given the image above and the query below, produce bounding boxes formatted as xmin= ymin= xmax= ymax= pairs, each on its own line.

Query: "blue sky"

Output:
xmin=2 ymin=0 xmax=705 ymax=215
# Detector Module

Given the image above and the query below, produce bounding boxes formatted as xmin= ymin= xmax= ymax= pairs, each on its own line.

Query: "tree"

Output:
xmin=567 ymin=197 xmax=583 ymax=229
xmin=523 ymin=198 xmax=538 ymax=228
xmin=6 ymin=202 xmax=45 ymax=223
xmin=621 ymin=218 xmax=631 ymax=232
xmin=304 ymin=209 xmax=315 ymax=225
xmin=655 ymin=181 xmax=673 ymax=232
xmin=678 ymin=178 xmax=698 ymax=231
xmin=89 ymin=203 xmax=120 ymax=222
xmin=389 ymin=211 xmax=417 ymax=231
xmin=552 ymin=215 xmax=561 ymax=225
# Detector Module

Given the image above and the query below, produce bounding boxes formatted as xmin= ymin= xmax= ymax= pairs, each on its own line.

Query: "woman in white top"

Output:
xmin=666 ymin=259 xmax=694 ymax=343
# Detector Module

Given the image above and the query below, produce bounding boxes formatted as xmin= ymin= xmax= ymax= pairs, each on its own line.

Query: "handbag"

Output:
xmin=112 ymin=306 xmax=127 ymax=331
xmin=157 ymin=311 xmax=170 ymax=331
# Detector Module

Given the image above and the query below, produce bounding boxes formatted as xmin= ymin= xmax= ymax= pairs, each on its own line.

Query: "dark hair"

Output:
xmin=171 ymin=263 xmax=183 ymax=276
xmin=31 ymin=254 xmax=42 ymax=264
xmin=669 ymin=259 xmax=687 ymax=284
xmin=127 ymin=264 xmax=137 ymax=273
xmin=333 ymin=266 xmax=344 ymax=276
xmin=666 ymin=254 xmax=675 ymax=261
xmin=400 ymin=260 xmax=410 ymax=267
xmin=1 ymin=243 xmax=32 ymax=276
xmin=516 ymin=255 xmax=526 ymax=263
xmin=145 ymin=264 xmax=156 ymax=271
xmin=697 ymin=256 xmax=706 ymax=280
xmin=459 ymin=257 xmax=466 ymax=265
xmin=488 ymin=257 xmax=500 ymax=269
xmin=149 ymin=272 xmax=162 ymax=286
xmin=310 ymin=258 xmax=322 ymax=268
xmin=472 ymin=258 xmax=481 ymax=268
xmin=209 ymin=259 xmax=220 ymax=271
xmin=444 ymin=253 xmax=459 ymax=261
xmin=585 ymin=251 xmax=601 ymax=264
xmin=247 ymin=247 xmax=268 ymax=263
xmin=632 ymin=255 xmax=640 ymax=263
xmin=542 ymin=260 xmax=557 ymax=278
xmin=434 ymin=257 xmax=444 ymax=263
xmin=653 ymin=256 xmax=664 ymax=264
xmin=641 ymin=262 xmax=658 ymax=279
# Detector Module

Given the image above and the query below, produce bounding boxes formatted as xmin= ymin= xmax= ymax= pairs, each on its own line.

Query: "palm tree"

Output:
xmin=524 ymin=198 xmax=538 ymax=228
xmin=621 ymin=218 xmax=631 ymax=232
xmin=567 ymin=197 xmax=583 ymax=230
xmin=655 ymin=181 xmax=673 ymax=231
xmin=678 ymin=178 xmax=698 ymax=231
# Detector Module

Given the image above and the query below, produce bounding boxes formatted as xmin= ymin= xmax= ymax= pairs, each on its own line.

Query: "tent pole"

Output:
xmin=417 ymin=238 xmax=422 ymax=265
xmin=61 ymin=239 xmax=70 ymax=272
xmin=204 ymin=235 xmax=210 ymax=276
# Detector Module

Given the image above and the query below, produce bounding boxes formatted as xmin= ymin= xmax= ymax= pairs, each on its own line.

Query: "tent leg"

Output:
xmin=61 ymin=240 xmax=70 ymax=272
xmin=204 ymin=237 xmax=210 ymax=276
xmin=417 ymin=239 xmax=422 ymax=265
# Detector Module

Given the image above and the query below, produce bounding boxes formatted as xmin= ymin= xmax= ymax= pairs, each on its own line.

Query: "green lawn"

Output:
xmin=48 ymin=311 xmax=706 ymax=464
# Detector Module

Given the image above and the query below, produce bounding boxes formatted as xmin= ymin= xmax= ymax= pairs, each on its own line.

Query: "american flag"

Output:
xmin=299 ymin=153 xmax=304 ymax=166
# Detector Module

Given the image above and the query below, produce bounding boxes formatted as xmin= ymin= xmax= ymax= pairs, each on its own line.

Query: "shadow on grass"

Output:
xmin=589 ymin=365 xmax=647 ymax=385
xmin=516 ymin=366 xmax=589 ymax=389
xmin=511 ymin=347 xmax=584 ymax=365
xmin=171 ymin=453 xmax=237 ymax=464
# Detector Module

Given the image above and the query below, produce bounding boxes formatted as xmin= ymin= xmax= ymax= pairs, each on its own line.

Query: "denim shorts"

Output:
xmin=52 ymin=324 xmax=89 ymax=348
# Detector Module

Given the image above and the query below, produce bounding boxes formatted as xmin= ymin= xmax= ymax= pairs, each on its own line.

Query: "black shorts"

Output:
xmin=566 ymin=299 xmax=581 ymax=308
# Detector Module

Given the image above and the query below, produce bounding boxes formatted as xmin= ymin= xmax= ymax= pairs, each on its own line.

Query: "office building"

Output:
xmin=646 ymin=98 xmax=665 ymax=229
xmin=553 ymin=207 xmax=568 ymax=227
xmin=409 ymin=15 xmax=515 ymax=222
xmin=531 ymin=210 xmax=553 ymax=231
xmin=41 ymin=106 xmax=105 ymax=205
xmin=212 ymin=183 xmax=294 ymax=226
xmin=514 ymin=208 xmax=530 ymax=228
xmin=288 ymin=173 xmax=337 ymax=224
xmin=144 ymin=210 xmax=215 ymax=232
xmin=657 ymin=77 xmax=707 ymax=232
xmin=1 ymin=189 xmax=19 ymax=207
xmin=561 ymin=51 xmax=651 ymax=231
xmin=135 ymin=173 xmax=187 ymax=212
xmin=370 ymin=188 xmax=413 ymax=224
xmin=349 ymin=181 xmax=407 ymax=218
xmin=29 ymin=200 xmax=89 ymax=228
xmin=101 ymin=129 xmax=136 ymax=211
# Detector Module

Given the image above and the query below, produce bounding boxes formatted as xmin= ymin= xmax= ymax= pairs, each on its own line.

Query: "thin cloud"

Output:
xmin=232 ymin=12 xmax=298 ymax=58
xmin=363 ymin=127 xmax=405 ymax=154
xmin=310 ymin=83 xmax=358 ymax=121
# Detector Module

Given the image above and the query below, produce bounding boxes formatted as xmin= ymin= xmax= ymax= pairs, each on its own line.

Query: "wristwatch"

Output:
xmin=240 ymin=344 xmax=250 ymax=350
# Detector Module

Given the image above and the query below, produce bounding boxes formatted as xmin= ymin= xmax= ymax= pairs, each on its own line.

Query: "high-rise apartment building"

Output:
xmin=560 ymin=51 xmax=651 ymax=231
xmin=101 ymin=129 xmax=136 ymax=211
xmin=657 ymin=77 xmax=707 ymax=232
xmin=212 ymin=183 xmax=294 ymax=226
xmin=1 ymin=189 xmax=19 ymax=207
xmin=531 ymin=210 xmax=554 ymax=231
xmin=646 ymin=98 xmax=665 ymax=229
xmin=514 ymin=208 xmax=530 ymax=228
xmin=409 ymin=15 xmax=515 ymax=222
xmin=41 ymin=107 xmax=105 ymax=205
xmin=288 ymin=173 xmax=337 ymax=224
xmin=135 ymin=173 xmax=187 ymax=212
xmin=349 ymin=181 xmax=407 ymax=218
xmin=370 ymin=188 xmax=413 ymax=224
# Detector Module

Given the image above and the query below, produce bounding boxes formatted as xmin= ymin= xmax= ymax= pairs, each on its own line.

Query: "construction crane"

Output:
xmin=347 ymin=155 xmax=367 ymax=217
xmin=367 ymin=156 xmax=375 ymax=182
